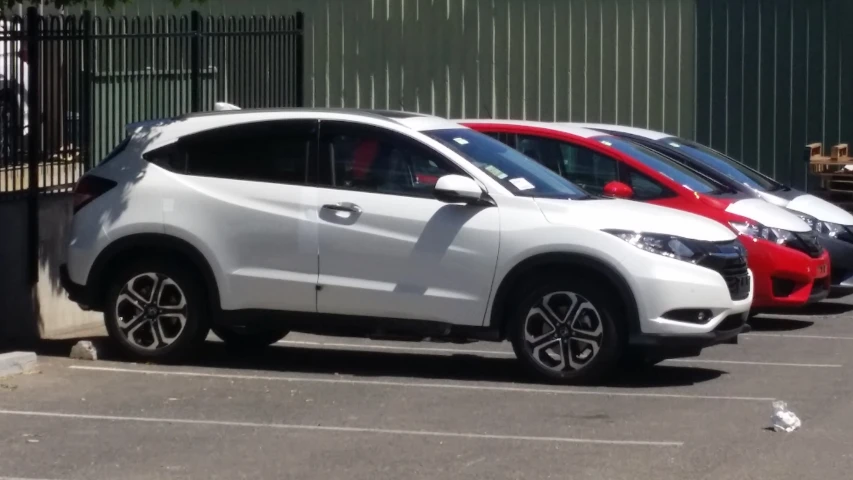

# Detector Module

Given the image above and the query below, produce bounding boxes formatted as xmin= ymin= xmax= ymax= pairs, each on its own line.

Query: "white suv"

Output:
xmin=60 ymin=109 xmax=752 ymax=383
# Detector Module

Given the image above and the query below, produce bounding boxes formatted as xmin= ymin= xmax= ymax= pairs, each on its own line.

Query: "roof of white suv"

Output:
xmin=130 ymin=108 xmax=466 ymax=153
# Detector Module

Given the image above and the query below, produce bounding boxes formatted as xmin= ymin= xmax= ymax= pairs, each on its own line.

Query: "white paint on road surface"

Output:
xmin=0 ymin=409 xmax=683 ymax=447
xmin=68 ymin=365 xmax=775 ymax=402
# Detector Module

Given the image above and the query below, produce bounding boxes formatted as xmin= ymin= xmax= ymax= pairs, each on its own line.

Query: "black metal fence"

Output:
xmin=0 ymin=7 xmax=305 ymax=199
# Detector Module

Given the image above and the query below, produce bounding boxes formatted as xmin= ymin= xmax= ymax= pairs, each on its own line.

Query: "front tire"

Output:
xmin=509 ymin=278 xmax=623 ymax=384
xmin=104 ymin=259 xmax=210 ymax=362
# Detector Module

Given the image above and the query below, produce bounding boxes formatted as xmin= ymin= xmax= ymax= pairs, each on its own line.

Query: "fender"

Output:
xmin=488 ymin=252 xmax=640 ymax=337
xmin=86 ymin=233 xmax=221 ymax=312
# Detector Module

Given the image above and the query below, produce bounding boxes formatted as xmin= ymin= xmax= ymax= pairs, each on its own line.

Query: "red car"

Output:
xmin=461 ymin=120 xmax=830 ymax=310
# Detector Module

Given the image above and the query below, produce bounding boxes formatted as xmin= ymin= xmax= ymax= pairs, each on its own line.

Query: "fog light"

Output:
xmin=663 ymin=309 xmax=714 ymax=324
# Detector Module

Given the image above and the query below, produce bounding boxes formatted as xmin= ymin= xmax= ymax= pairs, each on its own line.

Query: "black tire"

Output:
xmin=212 ymin=325 xmax=289 ymax=350
xmin=509 ymin=277 xmax=624 ymax=384
xmin=104 ymin=258 xmax=210 ymax=363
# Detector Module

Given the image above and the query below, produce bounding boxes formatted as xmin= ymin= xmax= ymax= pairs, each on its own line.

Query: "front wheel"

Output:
xmin=104 ymin=259 xmax=210 ymax=363
xmin=509 ymin=278 xmax=623 ymax=384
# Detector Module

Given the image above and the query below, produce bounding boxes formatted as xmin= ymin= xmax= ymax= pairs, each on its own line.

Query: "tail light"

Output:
xmin=72 ymin=175 xmax=117 ymax=214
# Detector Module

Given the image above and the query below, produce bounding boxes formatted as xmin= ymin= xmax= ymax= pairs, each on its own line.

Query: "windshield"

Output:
xmin=595 ymin=136 xmax=721 ymax=194
xmin=425 ymin=128 xmax=590 ymax=199
xmin=662 ymin=137 xmax=784 ymax=192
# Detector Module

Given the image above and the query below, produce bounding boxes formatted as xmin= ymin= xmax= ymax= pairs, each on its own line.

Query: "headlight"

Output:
xmin=729 ymin=220 xmax=796 ymax=245
xmin=790 ymin=211 xmax=846 ymax=238
xmin=816 ymin=220 xmax=846 ymax=238
xmin=604 ymin=230 xmax=702 ymax=263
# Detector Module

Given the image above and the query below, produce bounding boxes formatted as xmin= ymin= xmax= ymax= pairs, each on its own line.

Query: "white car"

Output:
xmin=60 ymin=109 xmax=752 ymax=384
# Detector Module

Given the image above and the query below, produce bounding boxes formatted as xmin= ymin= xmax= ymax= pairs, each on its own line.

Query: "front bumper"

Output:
xmin=743 ymin=236 xmax=830 ymax=309
xmin=821 ymin=234 xmax=853 ymax=297
xmin=629 ymin=313 xmax=750 ymax=358
xmin=626 ymin=253 xmax=753 ymax=357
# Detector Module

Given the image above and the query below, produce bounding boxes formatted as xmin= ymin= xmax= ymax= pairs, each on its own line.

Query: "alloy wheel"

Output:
xmin=523 ymin=291 xmax=604 ymax=373
xmin=114 ymin=273 xmax=189 ymax=350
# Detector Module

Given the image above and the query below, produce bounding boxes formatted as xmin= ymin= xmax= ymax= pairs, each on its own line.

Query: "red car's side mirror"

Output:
xmin=603 ymin=181 xmax=634 ymax=199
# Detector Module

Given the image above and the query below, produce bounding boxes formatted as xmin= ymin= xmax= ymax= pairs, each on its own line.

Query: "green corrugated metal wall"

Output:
xmin=75 ymin=0 xmax=853 ymax=189
xmin=82 ymin=0 xmax=696 ymax=138
xmin=695 ymin=0 xmax=853 ymax=189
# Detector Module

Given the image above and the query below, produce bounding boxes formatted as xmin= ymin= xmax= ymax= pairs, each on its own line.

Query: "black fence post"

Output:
xmin=25 ymin=6 xmax=40 ymax=284
xmin=190 ymin=10 xmax=201 ymax=112
xmin=294 ymin=11 xmax=304 ymax=108
xmin=81 ymin=10 xmax=93 ymax=169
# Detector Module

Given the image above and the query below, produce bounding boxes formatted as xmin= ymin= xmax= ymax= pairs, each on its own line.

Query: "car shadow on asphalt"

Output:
xmin=25 ymin=338 xmax=725 ymax=389
xmin=747 ymin=316 xmax=814 ymax=332
xmin=756 ymin=301 xmax=853 ymax=318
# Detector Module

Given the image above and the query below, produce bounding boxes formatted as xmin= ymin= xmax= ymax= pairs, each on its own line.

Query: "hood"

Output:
xmin=535 ymin=198 xmax=737 ymax=242
xmin=754 ymin=190 xmax=791 ymax=207
xmin=786 ymin=193 xmax=853 ymax=226
xmin=725 ymin=198 xmax=811 ymax=232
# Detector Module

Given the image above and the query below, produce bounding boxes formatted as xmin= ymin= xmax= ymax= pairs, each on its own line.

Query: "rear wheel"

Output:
xmin=212 ymin=325 xmax=289 ymax=350
xmin=509 ymin=278 xmax=623 ymax=384
xmin=104 ymin=259 xmax=209 ymax=362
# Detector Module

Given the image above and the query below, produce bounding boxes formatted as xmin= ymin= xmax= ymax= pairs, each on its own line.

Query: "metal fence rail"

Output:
xmin=0 ymin=7 xmax=304 ymax=199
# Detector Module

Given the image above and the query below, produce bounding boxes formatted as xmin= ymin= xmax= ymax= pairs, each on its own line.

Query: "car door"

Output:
xmin=159 ymin=119 xmax=320 ymax=313
xmin=314 ymin=120 xmax=500 ymax=326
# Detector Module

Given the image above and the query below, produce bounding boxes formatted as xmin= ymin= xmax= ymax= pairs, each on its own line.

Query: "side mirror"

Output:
xmin=603 ymin=181 xmax=634 ymax=199
xmin=434 ymin=174 xmax=490 ymax=205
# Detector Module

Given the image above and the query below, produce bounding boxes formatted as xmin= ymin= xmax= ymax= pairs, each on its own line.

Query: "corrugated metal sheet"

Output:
xmin=695 ymin=0 xmax=853 ymax=189
xmin=76 ymin=0 xmax=696 ymax=137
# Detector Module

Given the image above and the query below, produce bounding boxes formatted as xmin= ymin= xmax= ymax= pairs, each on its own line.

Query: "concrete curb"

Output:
xmin=0 ymin=352 xmax=38 ymax=378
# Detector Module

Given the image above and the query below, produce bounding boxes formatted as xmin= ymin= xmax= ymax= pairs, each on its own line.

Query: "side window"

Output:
xmin=624 ymin=166 xmax=673 ymax=200
xmin=320 ymin=122 xmax=461 ymax=196
xmin=556 ymin=143 xmax=619 ymax=194
xmin=516 ymin=135 xmax=563 ymax=174
xmin=179 ymin=120 xmax=316 ymax=184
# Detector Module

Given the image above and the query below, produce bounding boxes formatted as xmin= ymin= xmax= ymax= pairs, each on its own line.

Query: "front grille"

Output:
xmin=696 ymin=240 xmax=750 ymax=301
xmin=786 ymin=231 xmax=823 ymax=258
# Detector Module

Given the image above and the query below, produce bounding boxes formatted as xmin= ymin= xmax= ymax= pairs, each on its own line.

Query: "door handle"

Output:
xmin=322 ymin=202 xmax=363 ymax=214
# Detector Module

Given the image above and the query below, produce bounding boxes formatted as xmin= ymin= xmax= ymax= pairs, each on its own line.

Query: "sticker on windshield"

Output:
xmin=509 ymin=177 xmax=535 ymax=190
xmin=485 ymin=165 xmax=508 ymax=179
xmin=453 ymin=137 xmax=470 ymax=145
xmin=669 ymin=142 xmax=682 ymax=148
xmin=600 ymin=140 xmax=613 ymax=146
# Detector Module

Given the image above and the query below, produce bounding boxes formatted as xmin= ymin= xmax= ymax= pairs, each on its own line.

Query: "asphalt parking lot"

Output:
xmin=3 ymin=300 xmax=853 ymax=480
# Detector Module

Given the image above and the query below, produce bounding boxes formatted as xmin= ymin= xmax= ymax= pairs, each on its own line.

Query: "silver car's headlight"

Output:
xmin=604 ymin=230 xmax=703 ymax=263
xmin=791 ymin=211 xmax=846 ymax=238
xmin=729 ymin=220 xmax=796 ymax=245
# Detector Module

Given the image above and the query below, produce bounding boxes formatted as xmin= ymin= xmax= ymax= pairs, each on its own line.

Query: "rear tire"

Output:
xmin=508 ymin=277 xmax=623 ymax=384
xmin=104 ymin=258 xmax=210 ymax=363
xmin=212 ymin=325 xmax=289 ymax=350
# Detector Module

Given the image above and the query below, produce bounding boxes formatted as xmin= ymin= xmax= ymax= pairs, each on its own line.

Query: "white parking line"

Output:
xmin=0 ymin=477 xmax=63 ymax=480
xmin=744 ymin=333 xmax=853 ymax=341
xmin=667 ymin=359 xmax=842 ymax=368
xmin=278 ymin=339 xmax=842 ymax=368
xmin=68 ymin=365 xmax=775 ymax=402
xmin=0 ymin=409 xmax=683 ymax=447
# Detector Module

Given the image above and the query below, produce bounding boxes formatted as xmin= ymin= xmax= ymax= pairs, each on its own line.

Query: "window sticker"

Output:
xmin=453 ymin=137 xmax=470 ymax=145
xmin=509 ymin=177 xmax=535 ymax=190
xmin=600 ymin=140 xmax=613 ymax=147
xmin=485 ymin=165 xmax=509 ymax=179
xmin=669 ymin=142 xmax=682 ymax=148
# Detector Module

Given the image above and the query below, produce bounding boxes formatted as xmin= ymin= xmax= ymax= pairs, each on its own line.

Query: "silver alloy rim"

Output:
xmin=114 ymin=273 xmax=188 ymax=350
xmin=524 ymin=291 xmax=604 ymax=373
